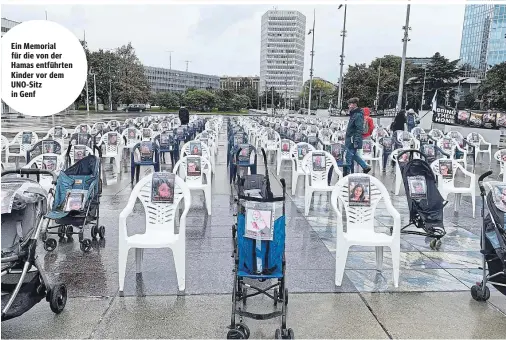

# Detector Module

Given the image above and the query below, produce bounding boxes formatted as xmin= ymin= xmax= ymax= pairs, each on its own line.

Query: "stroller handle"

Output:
xmin=397 ymin=149 xmax=427 ymax=161
xmin=1 ymin=169 xmax=58 ymax=184
xmin=478 ymin=171 xmax=493 ymax=194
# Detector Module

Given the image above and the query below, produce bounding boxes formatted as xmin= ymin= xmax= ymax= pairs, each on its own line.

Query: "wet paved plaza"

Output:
xmin=1 ymin=112 xmax=506 ymax=338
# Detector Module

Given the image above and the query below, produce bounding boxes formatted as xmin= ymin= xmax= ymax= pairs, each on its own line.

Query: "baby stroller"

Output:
xmin=399 ymin=149 xmax=447 ymax=250
xmin=228 ymin=147 xmax=292 ymax=339
xmin=42 ymin=155 xmax=104 ymax=253
xmin=471 ymin=171 xmax=506 ymax=301
xmin=1 ymin=169 xmax=67 ymax=321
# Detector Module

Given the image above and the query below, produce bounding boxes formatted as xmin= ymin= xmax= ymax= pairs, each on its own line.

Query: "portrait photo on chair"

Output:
xmin=348 ymin=176 xmax=371 ymax=207
xmin=54 ymin=127 xmax=63 ymax=138
xmin=108 ymin=133 xmax=118 ymax=146
xmin=245 ymin=207 xmax=273 ymax=241
xmin=439 ymin=159 xmax=453 ymax=179
xmin=42 ymin=141 xmax=54 ymax=154
xmin=63 ymin=190 xmax=86 ymax=212
xmin=74 ymin=146 xmax=86 ymax=161
xmin=42 ymin=155 xmax=57 ymax=171
xmin=190 ymin=142 xmax=202 ymax=156
xmin=151 ymin=172 xmax=175 ymax=204
xmin=187 ymin=157 xmax=201 ymax=177
xmin=312 ymin=153 xmax=326 ymax=171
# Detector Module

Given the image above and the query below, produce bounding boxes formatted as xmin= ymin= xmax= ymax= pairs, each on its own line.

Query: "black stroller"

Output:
xmin=1 ymin=169 xmax=67 ymax=321
xmin=228 ymin=148 xmax=292 ymax=339
xmin=398 ymin=149 xmax=447 ymax=250
xmin=42 ymin=155 xmax=104 ymax=252
xmin=471 ymin=171 xmax=506 ymax=301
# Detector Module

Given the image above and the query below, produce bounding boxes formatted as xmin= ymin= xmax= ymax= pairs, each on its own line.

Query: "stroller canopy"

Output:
xmin=1 ymin=177 xmax=47 ymax=215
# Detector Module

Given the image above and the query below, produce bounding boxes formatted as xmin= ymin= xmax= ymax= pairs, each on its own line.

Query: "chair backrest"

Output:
xmin=128 ymin=173 xmax=191 ymax=232
xmin=494 ymin=149 xmax=506 ymax=163
xmin=13 ymin=131 xmax=39 ymax=154
xmin=301 ymin=150 xmax=340 ymax=186
xmin=467 ymin=132 xmax=480 ymax=145
xmin=108 ymin=120 xmax=121 ymax=131
xmin=122 ymin=127 xmax=142 ymax=147
xmin=431 ymin=158 xmax=462 ymax=185
xmin=100 ymin=131 xmax=123 ymax=156
xmin=181 ymin=140 xmax=211 ymax=160
xmin=361 ymin=139 xmax=376 ymax=158
xmin=429 ymin=129 xmax=444 ymax=140
xmin=131 ymin=141 xmax=160 ymax=165
xmin=280 ymin=139 xmax=296 ymax=158
xmin=24 ymin=153 xmax=65 ymax=174
xmin=67 ymin=145 xmax=94 ymax=166
xmin=331 ymin=174 xmax=392 ymax=232
xmin=75 ymin=124 xmax=92 ymax=134
xmin=1 ymin=135 xmax=8 ymax=151
xmin=141 ymin=128 xmax=154 ymax=141
xmin=173 ymin=155 xmax=212 ymax=186
xmin=27 ymin=139 xmax=62 ymax=162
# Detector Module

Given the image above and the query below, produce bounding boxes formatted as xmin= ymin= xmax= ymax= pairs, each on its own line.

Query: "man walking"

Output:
xmin=178 ymin=104 xmax=190 ymax=125
xmin=344 ymin=98 xmax=371 ymax=176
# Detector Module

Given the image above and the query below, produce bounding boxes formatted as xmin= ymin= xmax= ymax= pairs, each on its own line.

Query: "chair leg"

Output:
xmin=276 ymin=156 xmax=281 ymax=176
xmin=135 ymin=248 xmax=144 ymax=274
xmin=375 ymin=246 xmax=384 ymax=271
xmin=291 ymin=172 xmax=298 ymax=196
xmin=304 ymin=189 xmax=313 ymax=216
xmin=390 ymin=243 xmax=400 ymax=288
xmin=172 ymin=244 xmax=186 ymax=292
xmin=204 ymin=187 xmax=212 ymax=215
xmin=118 ymin=244 xmax=130 ymax=294
xmin=472 ymin=193 xmax=476 ymax=219
xmin=335 ymin=242 xmax=349 ymax=286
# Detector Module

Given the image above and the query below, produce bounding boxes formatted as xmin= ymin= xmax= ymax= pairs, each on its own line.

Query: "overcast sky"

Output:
xmin=2 ymin=3 xmax=466 ymax=82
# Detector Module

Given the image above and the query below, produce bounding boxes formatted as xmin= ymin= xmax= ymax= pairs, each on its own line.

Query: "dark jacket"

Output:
xmin=345 ymin=107 xmax=364 ymax=149
xmin=179 ymin=107 xmax=190 ymax=125
xmin=391 ymin=112 xmax=406 ymax=131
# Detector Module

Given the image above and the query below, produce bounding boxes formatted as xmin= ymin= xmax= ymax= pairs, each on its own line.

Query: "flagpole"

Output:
xmin=308 ymin=9 xmax=315 ymax=115
xmin=84 ymin=30 xmax=89 ymax=112
xmin=396 ymin=4 xmax=411 ymax=112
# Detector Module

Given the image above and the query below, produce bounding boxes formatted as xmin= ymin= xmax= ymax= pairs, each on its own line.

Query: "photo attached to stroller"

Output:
xmin=1 ymin=169 xmax=67 ymax=321
xmin=399 ymin=149 xmax=447 ymax=250
xmin=471 ymin=171 xmax=506 ymax=301
xmin=228 ymin=148 xmax=293 ymax=339
xmin=42 ymin=155 xmax=104 ymax=253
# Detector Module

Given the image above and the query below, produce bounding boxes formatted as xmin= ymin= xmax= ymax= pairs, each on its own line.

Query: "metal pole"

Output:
xmin=84 ymin=30 xmax=89 ymax=112
xmin=396 ymin=4 xmax=411 ymax=112
xmin=265 ymin=84 xmax=268 ymax=111
xmin=271 ymin=87 xmax=274 ymax=110
xmin=93 ymin=74 xmax=97 ymax=112
xmin=308 ymin=9 xmax=315 ymax=115
xmin=375 ymin=59 xmax=382 ymax=112
xmin=420 ymin=67 xmax=427 ymax=112
xmin=109 ymin=65 xmax=112 ymax=111
xmin=337 ymin=4 xmax=347 ymax=115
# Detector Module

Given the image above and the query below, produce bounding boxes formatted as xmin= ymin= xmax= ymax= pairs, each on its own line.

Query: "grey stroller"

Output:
xmin=1 ymin=169 xmax=67 ymax=321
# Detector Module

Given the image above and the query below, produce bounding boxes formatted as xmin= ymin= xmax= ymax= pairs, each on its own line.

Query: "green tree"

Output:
xmin=184 ymin=89 xmax=215 ymax=111
xmin=230 ymin=94 xmax=249 ymax=111
xmin=477 ymin=62 xmax=506 ymax=110
xmin=157 ymin=92 xmax=180 ymax=109
xmin=115 ymin=43 xmax=150 ymax=105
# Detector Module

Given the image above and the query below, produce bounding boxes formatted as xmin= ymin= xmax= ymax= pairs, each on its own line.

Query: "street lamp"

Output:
xmin=420 ymin=66 xmax=427 ymax=112
xmin=89 ymin=71 xmax=97 ymax=112
xmin=307 ymin=9 xmax=315 ymax=115
xmin=396 ymin=4 xmax=411 ymax=111
xmin=337 ymin=4 xmax=347 ymax=115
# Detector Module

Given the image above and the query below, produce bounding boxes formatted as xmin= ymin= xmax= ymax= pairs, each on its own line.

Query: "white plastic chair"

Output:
xmin=361 ymin=139 xmax=383 ymax=171
xmin=22 ymin=153 xmax=65 ymax=194
xmin=6 ymin=131 xmax=39 ymax=164
xmin=181 ymin=140 xmax=214 ymax=174
xmin=118 ymin=173 xmax=191 ymax=295
xmin=438 ymin=137 xmax=468 ymax=169
xmin=98 ymin=131 xmax=124 ymax=174
xmin=43 ymin=126 xmax=69 ymax=148
xmin=301 ymin=150 xmax=342 ymax=216
xmin=277 ymin=139 xmax=296 ymax=176
xmin=172 ymin=155 xmax=212 ymax=215
xmin=331 ymin=174 xmax=401 ymax=287
xmin=467 ymin=132 xmax=492 ymax=163
xmin=494 ymin=150 xmax=506 ymax=182
xmin=431 ymin=159 xmax=476 ymax=218
xmin=74 ymin=124 xmax=92 ymax=134
xmin=389 ymin=148 xmax=412 ymax=196
xmin=65 ymin=145 xmax=95 ymax=166
xmin=290 ymin=142 xmax=316 ymax=195
xmin=1 ymin=135 xmax=9 ymax=164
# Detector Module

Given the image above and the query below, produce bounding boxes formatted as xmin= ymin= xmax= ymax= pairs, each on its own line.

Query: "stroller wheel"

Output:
xmin=91 ymin=225 xmax=98 ymax=239
xmin=275 ymin=329 xmax=282 ymax=339
xmin=227 ymin=329 xmax=246 ymax=339
xmin=65 ymin=225 xmax=73 ymax=238
xmin=286 ymin=328 xmax=295 ymax=339
xmin=44 ymin=238 xmax=57 ymax=252
xmin=236 ymin=323 xmax=250 ymax=339
xmin=471 ymin=284 xmax=490 ymax=301
xmin=80 ymin=239 xmax=92 ymax=252
xmin=99 ymin=226 xmax=106 ymax=239
xmin=49 ymin=284 xmax=67 ymax=314
xmin=58 ymin=226 xmax=65 ymax=238
xmin=430 ymin=239 xmax=442 ymax=250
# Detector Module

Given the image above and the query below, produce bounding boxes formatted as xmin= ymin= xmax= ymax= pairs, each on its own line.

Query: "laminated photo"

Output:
xmin=42 ymin=141 xmax=54 ymax=154
xmin=237 ymin=144 xmax=250 ymax=162
xmin=42 ymin=155 xmax=57 ymax=171
xmin=190 ymin=142 xmax=202 ymax=155
xmin=64 ymin=190 xmax=85 ymax=212
xmin=73 ymin=145 xmax=86 ymax=161
xmin=470 ymin=132 xmax=479 ymax=144
xmin=419 ymin=133 xmax=428 ymax=144
xmin=442 ymin=138 xmax=452 ymax=150
xmin=151 ymin=172 xmax=175 ymax=204
xmin=483 ymin=112 xmax=496 ymax=128
xmin=312 ymin=153 xmax=326 ymax=171
xmin=439 ymin=159 xmax=453 ymax=179
xmin=281 ymin=140 xmax=290 ymax=152
xmin=142 ymin=128 xmax=151 ymax=138
xmin=53 ymin=127 xmax=63 ymax=138
xmin=398 ymin=152 xmax=410 ymax=164
xmin=408 ymin=176 xmax=427 ymax=200
xmin=78 ymin=133 xmax=88 ymax=146
xmin=294 ymin=132 xmax=302 ymax=143
xmin=330 ymin=143 xmax=342 ymax=162
xmin=177 ymin=127 xmax=186 ymax=139
xmin=501 ymin=149 xmax=506 ymax=162
xmin=348 ymin=176 xmax=371 ymax=206
xmin=457 ymin=110 xmax=470 ymax=125
xmin=108 ymin=133 xmax=118 ymax=146
xmin=382 ymin=137 xmax=393 ymax=152
xmin=469 ymin=112 xmax=483 ymax=127
xmin=187 ymin=157 xmax=201 ymax=177
xmin=297 ymin=144 xmax=309 ymax=160
xmin=140 ymin=141 xmax=153 ymax=162
xmin=497 ymin=112 xmax=506 ymax=128
xmin=110 ymin=121 xmax=117 ymax=128
xmin=234 ymin=135 xmax=244 ymax=145
xmin=22 ymin=132 xmax=32 ymax=144
xmin=245 ymin=208 xmax=273 ymax=241
xmin=80 ymin=125 xmax=88 ymax=134
xmin=423 ymin=145 xmax=435 ymax=158
xmin=363 ymin=140 xmax=372 ymax=153
xmin=127 ymin=128 xmax=137 ymax=142
xmin=160 ymin=133 xmax=170 ymax=147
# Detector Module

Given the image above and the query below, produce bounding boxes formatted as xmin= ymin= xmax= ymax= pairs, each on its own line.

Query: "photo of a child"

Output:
xmin=245 ymin=208 xmax=273 ymax=241
xmin=151 ymin=173 xmax=175 ymax=203
xmin=348 ymin=177 xmax=371 ymax=206
xmin=408 ymin=176 xmax=427 ymax=200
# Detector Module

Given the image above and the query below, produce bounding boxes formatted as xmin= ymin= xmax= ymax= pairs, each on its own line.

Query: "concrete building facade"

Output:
xmin=144 ymin=66 xmax=220 ymax=93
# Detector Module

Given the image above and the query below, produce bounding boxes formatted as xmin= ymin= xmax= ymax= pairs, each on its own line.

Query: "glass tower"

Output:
xmin=459 ymin=4 xmax=506 ymax=79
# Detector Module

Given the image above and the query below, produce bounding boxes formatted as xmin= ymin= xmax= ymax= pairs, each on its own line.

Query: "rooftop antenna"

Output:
xmin=185 ymin=60 xmax=191 ymax=72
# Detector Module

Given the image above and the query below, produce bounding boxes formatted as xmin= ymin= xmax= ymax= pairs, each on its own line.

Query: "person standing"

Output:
xmin=391 ymin=109 xmax=407 ymax=150
xmin=178 ymin=104 xmax=190 ymax=125
xmin=344 ymin=98 xmax=371 ymax=176
xmin=406 ymin=108 xmax=419 ymax=132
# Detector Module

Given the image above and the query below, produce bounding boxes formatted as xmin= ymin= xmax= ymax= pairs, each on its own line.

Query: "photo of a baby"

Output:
xmin=245 ymin=208 xmax=273 ymax=241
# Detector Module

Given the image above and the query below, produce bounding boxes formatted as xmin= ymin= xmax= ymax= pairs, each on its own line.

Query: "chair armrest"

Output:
xmin=384 ymin=198 xmax=401 ymax=238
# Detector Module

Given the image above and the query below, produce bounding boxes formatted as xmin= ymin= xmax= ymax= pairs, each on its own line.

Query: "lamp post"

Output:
xmin=89 ymin=71 xmax=97 ymax=112
xmin=337 ymin=4 xmax=347 ymax=115
xmin=420 ymin=66 xmax=427 ymax=112
xmin=396 ymin=4 xmax=411 ymax=112
xmin=375 ymin=59 xmax=382 ymax=112
xmin=307 ymin=9 xmax=315 ymax=115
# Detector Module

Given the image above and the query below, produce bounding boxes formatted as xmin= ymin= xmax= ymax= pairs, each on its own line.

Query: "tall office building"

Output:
xmin=459 ymin=4 xmax=506 ymax=79
xmin=144 ymin=66 xmax=220 ymax=93
xmin=259 ymin=10 xmax=306 ymax=104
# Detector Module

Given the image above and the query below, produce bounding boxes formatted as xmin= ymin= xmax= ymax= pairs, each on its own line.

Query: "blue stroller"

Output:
xmin=42 ymin=155 xmax=104 ymax=252
xmin=228 ymin=148 xmax=292 ymax=339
